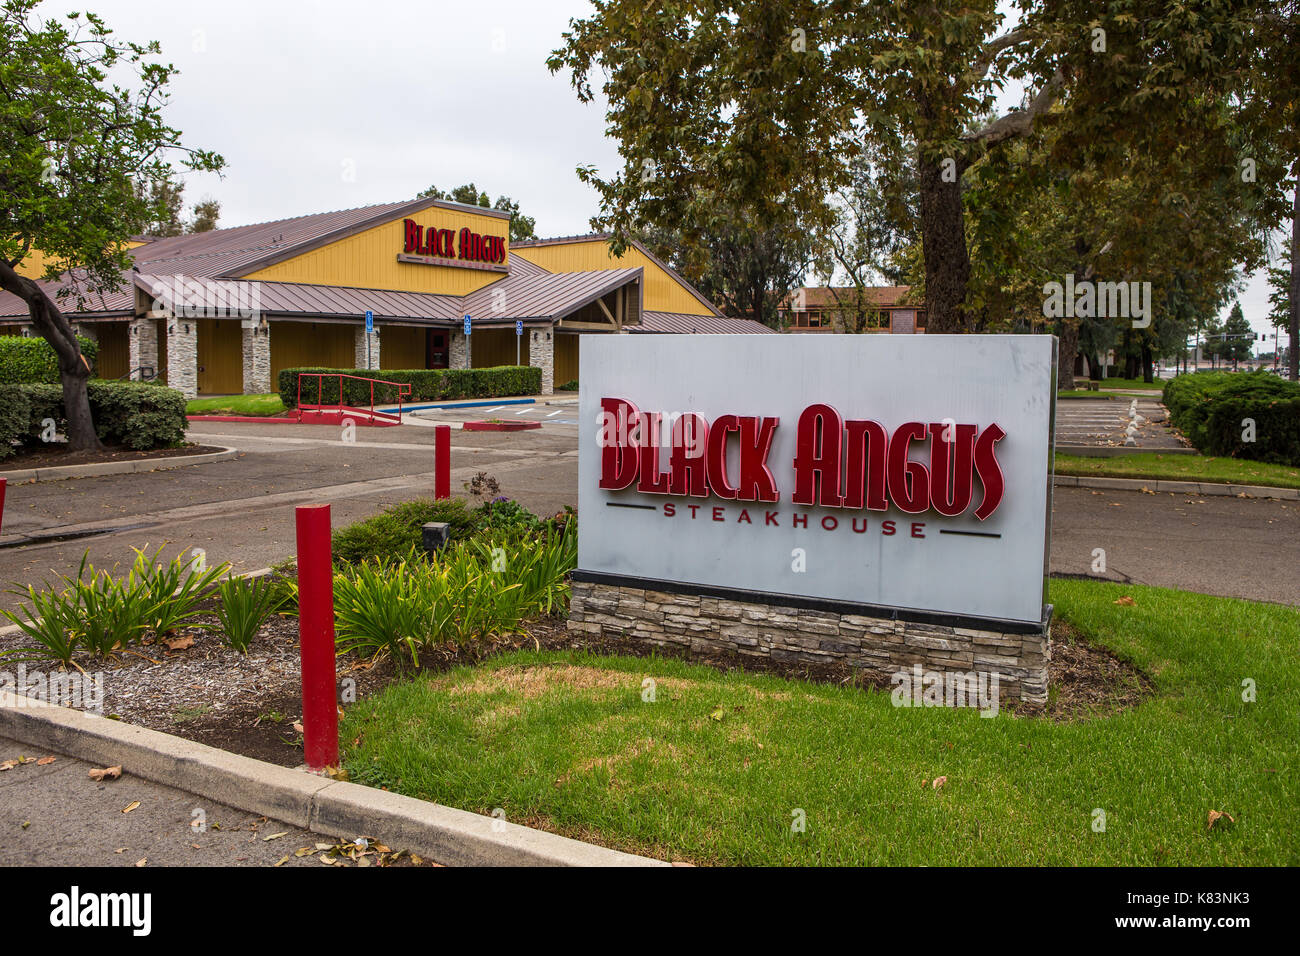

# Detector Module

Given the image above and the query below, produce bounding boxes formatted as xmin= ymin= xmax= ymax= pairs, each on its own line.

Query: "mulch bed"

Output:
xmin=0 ymin=443 xmax=223 ymax=471
xmin=1 ymin=605 xmax=1155 ymax=769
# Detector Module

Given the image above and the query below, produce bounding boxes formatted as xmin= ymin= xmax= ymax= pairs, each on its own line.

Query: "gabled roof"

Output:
xmin=134 ymin=197 xmax=508 ymax=280
xmin=634 ymin=311 xmax=777 ymax=334
xmin=513 ymin=232 xmax=723 ymax=319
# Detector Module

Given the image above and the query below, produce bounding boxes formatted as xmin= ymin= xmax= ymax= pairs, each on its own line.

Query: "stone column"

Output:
xmin=450 ymin=329 xmax=470 ymax=370
xmin=354 ymin=325 xmax=380 ymax=370
xmin=241 ymin=320 xmax=272 ymax=394
xmin=128 ymin=317 xmax=158 ymax=378
xmin=529 ymin=328 xmax=554 ymax=395
xmin=167 ymin=319 xmax=198 ymax=399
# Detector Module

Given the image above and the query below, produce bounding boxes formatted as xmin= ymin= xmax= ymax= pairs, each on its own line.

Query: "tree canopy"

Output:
xmin=0 ymin=0 xmax=224 ymax=449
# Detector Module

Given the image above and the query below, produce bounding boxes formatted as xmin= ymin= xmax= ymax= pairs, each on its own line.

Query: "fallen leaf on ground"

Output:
xmin=134 ymin=858 xmax=146 ymax=867
xmin=709 ymin=706 xmax=725 ymax=722
xmin=35 ymin=756 xmax=55 ymax=766
xmin=88 ymin=766 xmax=122 ymax=781
xmin=1113 ymin=596 xmax=1136 ymax=606
xmin=121 ymin=801 xmax=140 ymax=814
xmin=932 ymin=776 xmax=948 ymax=790
xmin=1207 ymin=810 xmax=1236 ymax=830
xmin=273 ymin=855 xmax=289 ymax=867
xmin=292 ymin=722 xmax=305 ymax=734
xmin=165 ymin=635 xmax=195 ymax=651
xmin=263 ymin=832 xmax=288 ymax=841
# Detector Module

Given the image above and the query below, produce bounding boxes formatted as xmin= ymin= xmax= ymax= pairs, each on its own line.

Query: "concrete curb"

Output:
xmin=0 ymin=445 xmax=238 ymax=484
xmin=1054 ymin=474 xmax=1300 ymax=500
xmin=0 ymin=690 xmax=667 ymax=867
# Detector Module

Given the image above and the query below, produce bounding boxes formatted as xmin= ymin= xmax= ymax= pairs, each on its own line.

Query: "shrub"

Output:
xmin=0 ymin=381 xmax=187 ymax=458
xmin=212 ymin=576 xmax=287 ymax=653
xmin=0 ymin=334 xmax=98 ymax=384
xmin=557 ymin=379 xmax=579 ymax=391
xmin=1163 ymin=371 xmax=1300 ymax=465
xmin=331 ymin=498 xmax=478 ymax=564
xmin=129 ymin=546 xmax=229 ymax=636
xmin=88 ymin=381 xmax=188 ymax=449
xmin=333 ymin=523 xmax=578 ymax=669
xmin=278 ymin=365 xmax=541 ymax=409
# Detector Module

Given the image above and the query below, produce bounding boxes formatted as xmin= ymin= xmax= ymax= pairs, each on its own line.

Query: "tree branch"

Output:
xmin=963 ymin=66 xmax=1066 ymax=148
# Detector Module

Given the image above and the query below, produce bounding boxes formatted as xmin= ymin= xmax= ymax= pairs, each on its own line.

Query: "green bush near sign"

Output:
xmin=0 ymin=381 xmax=188 ymax=459
xmin=1163 ymin=371 xmax=1300 ymax=466
xmin=0 ymin=334 xmax=98 ymax=384
xmin=277 ymin=365 xmax=543 ymax=409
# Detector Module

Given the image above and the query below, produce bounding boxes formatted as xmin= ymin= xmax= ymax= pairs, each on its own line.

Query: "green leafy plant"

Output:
xmin=0 ymin=583 xmax=83 ymax=667
xmin=212 ymin=576 xmax=286 ymax=653
xmin=331 ymin=497 xmax=477 ymax=565
xmin=130 ymin=546 xmax=229 ymax=637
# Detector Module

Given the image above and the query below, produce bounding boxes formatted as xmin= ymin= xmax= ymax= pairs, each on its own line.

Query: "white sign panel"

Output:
xmin=578 ymin=334 xmax=1056 ymax=624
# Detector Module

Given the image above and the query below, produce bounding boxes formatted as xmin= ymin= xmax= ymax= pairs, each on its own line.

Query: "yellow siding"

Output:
xmin=197 ymin=319 xmax=243 ymax=394
xmin=470 ymin=328 xmax=529 ymax=368
xmin=16 ymin=239 xmax=148 ymax=279
xmin=555 ymin=333 xmax=580 ymax=386
xmin=270 ymin=321 xmax=355 ymax=384
xmin=380 ymin=325 xmax=427 ymax=370
xmin=245 ymin=207 xmax=510 ymax=295
xmin=512 ymin=239 xmax=714 ymax=316
xmin=96 ymin=322 xmax=129 ymax=379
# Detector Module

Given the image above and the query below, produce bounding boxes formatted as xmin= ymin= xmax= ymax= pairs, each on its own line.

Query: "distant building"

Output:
xmin=780 ymin=286 xmax=926 ymax=333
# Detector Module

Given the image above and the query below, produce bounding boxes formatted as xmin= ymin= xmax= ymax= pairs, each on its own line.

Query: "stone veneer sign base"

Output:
xmin=568 ymin=573 xmax=1051 ymax=706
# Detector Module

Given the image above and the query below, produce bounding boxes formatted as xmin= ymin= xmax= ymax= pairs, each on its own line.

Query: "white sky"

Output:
xmin=74 ymin=0 xmax=1283 ymax=351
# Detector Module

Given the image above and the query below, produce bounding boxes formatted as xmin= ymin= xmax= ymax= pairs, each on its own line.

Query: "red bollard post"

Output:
xmin=0 ymin=476 xmax=6 ymax=536
xmin=295 ymin=504 xmax=338 ymax=770
xmin=435 ymin=424 xmax=450 ymax=500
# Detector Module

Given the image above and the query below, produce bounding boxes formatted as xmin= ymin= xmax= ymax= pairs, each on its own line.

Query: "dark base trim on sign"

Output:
xmin=570 ymin=569 xmax=1052 ymax=636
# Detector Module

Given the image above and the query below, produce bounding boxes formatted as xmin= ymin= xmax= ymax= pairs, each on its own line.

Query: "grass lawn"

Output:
xmin=185 ymin=393 xmax=287 ymax=416
xmin=1095 ymin=377 xmax=1166 ymax=391
xmin=340 ymin=579 xmax=1300 ymax=865
xmin=1055 ymin=452 xmax=1300 ymax=490
xmin=1057 ymin=390 xmax=1116 ymax=400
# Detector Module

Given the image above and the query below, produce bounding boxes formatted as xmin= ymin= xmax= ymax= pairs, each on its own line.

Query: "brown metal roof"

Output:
xmin=634 ymin=311 xmax=777 ymax=334
xmin=129 ymin=268 xmax=645 ymax=327
xmin=513 ymin=232 xmax=723 ymax=319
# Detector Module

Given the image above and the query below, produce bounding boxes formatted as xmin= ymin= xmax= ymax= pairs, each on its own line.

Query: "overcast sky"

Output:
xmin=77 ymin=0 xmax=1283 ymax=351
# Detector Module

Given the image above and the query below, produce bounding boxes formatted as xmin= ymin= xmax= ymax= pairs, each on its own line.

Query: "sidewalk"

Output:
xmin=0 ymin=734 xmax=325 ymax=867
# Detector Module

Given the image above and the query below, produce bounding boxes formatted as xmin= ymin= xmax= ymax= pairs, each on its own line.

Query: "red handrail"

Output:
xmin=296 ymin=372 xmax=412 ymax=425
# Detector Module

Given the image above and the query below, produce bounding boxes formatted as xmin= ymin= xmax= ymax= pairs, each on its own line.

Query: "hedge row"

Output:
xmin=0 ymin=334 xmax=99 ymax=384
xmin=278 ymin=365 xmax=543 ymax=409
xmin=1162 ymin=371 xmax=1300 ymax=466
xmin=0 ymin=382 xmax=188 ymax=460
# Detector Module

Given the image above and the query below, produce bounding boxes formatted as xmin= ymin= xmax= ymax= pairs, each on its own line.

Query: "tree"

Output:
xmin=0 ymin=1 xmax=224 ymax=451
xmin=187 ymin=196 xmax=220 ymax=233
xmin=418 ymin=182 xmax=536 ymax=242
xmin=1219 ymin=301 xmax=1255 ymax=369
xmin=642 ymin=207 xmax=816 ymax=328
xmin=1238 ymin=3 xmax=1300 ymax=380
xmin=549 ymin=0 xmax=1261 ymax=334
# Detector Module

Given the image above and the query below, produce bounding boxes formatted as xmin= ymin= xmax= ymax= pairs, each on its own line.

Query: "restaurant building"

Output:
xmin=0 ymin=197 xmax=771 ymax=397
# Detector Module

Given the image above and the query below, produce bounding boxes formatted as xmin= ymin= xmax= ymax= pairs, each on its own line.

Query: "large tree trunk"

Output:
xmin=918 ymin=154 xmax=970 ymax=334
xmin=1141 ymin=342 xmax=1154 ymax=383
xmin=0 ymin=259 xmax=100 ymax=452
xmin=1058 ymin=319 xmax=1079 ymax=390
xmin=1290 ymin=180 xmax=1299 ymax=382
